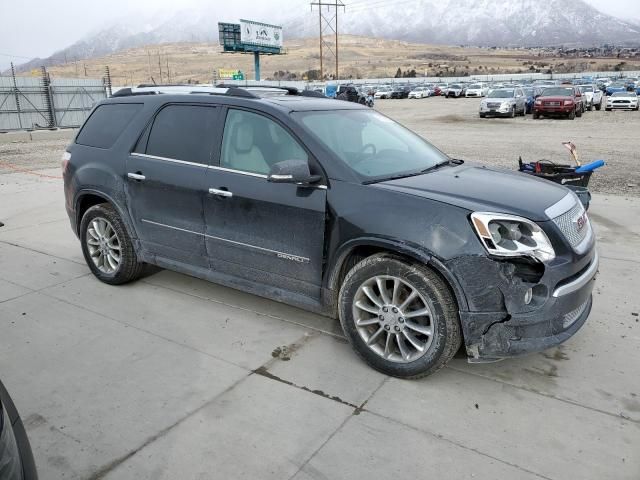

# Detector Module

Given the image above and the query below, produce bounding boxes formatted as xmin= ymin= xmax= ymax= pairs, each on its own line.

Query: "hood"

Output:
xmin=374 ymin=163 xmax=568 ymax=221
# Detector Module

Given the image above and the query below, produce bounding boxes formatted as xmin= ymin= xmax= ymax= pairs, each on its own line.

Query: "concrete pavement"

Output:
xmin=0 ymin=168 xmax=639 ymax=479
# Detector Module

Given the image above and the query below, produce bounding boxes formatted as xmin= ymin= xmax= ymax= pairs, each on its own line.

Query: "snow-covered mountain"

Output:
xmin=297 ymin=0 xmax=640 ymax=46
xmin=15 ymin=0 xmax=640 ymax=72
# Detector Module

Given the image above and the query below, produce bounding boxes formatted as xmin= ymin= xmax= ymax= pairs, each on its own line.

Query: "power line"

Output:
xmin=0 ymin=52 xmax=34 ymax=60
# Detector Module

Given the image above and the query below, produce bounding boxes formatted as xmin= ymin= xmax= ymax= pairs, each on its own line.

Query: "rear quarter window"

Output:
xmin=76 ymin=103 xmax=142 ymax=149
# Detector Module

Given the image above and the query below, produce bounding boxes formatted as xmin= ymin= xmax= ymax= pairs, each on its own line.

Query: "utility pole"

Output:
xmin=157 ymin=51 xmax=163 ymax=83
xmin=310 ymin=0 xmax=345 ymax=80
xmin=147 ymin=51 xmax=152 ymax=83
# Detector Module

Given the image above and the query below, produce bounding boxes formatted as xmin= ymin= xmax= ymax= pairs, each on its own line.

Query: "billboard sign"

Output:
xmin=240 ymin=19 xmax=283 ymax=49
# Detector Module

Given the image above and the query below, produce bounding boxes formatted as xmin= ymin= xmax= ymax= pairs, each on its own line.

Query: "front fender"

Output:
xmin=325 ymin=236 xmax=470 ymax=314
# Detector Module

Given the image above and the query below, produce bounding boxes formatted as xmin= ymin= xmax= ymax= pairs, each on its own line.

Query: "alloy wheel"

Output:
xmin=352 ymin=275 xmax=436 ymax=363
xmin=86 ymin=217 xmax=121 ymax=274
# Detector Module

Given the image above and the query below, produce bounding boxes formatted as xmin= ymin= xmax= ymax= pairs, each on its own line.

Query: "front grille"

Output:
xmin=551 ymin=201 xmax=590 ymax=249
xmin=613 ymin=100 xmax=630 ymax=104
xmin=545 ymin=101 xmax=561 ymax=106
xmin=563 ymin=299 xmax=589 ymax=328
xmin=487 ymin=102 xmax=501 ymax=108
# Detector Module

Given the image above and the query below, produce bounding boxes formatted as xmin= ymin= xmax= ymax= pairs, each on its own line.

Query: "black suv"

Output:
xmin=63 ymin=85 xmax=598 ymax=378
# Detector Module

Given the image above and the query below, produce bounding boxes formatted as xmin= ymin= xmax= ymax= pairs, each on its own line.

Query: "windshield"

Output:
xmin=293 ymin=109 xmax=449 ymax=181
xmin=469 ymin=84 xmax=482 ymax=89
xmin=579 ymin=86 xmax=594 ymax=92
xmin=523 ymin=88 xmax=534 ymax=96
xmin=487 ymin=89 xmax=514 ymax=98
xmin=542 ymin=87 xmax=573 ymax=96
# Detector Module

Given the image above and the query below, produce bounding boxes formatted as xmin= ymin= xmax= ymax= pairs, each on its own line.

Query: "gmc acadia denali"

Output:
xmin=62 ymin=85 xmax=598 ymax=378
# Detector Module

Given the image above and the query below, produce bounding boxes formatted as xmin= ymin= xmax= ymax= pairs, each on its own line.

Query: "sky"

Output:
xmin=1 ymin=0 xmax=640 ymax=69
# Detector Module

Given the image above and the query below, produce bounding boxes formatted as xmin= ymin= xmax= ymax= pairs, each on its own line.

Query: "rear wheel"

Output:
xmin=80 ymin=203 xmax=144 ymax=285
xmin=338 ymin=254 xmax=461 ymax=379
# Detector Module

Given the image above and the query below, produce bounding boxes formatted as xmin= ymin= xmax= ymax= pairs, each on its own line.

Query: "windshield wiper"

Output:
xmin=420 ymin=159 xmax=454 ymax=173
xmin=363 ymin=159 xmax=460 ymax=185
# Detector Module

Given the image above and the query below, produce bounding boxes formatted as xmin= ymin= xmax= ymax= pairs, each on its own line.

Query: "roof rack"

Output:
xmin=110 ymin=84 xmax=327 ymax=100
xmin=110 ymin=84 xmax=260 ymax=99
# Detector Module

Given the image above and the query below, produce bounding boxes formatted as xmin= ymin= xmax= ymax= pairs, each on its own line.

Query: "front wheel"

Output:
xmin=568 ymin=109 xmax=576 ymax=120
xmin=80 ymin=203 xmax=144 ymax=285
xmin=595 ymin=100 xmax=602 ymax=111
xmin=338 ymin=254 xmax=461 ymax=379
xmin=509 ymin=106 xmax=515 ymax=118
xmin=576 ymin=106 xmax=582 ymax=117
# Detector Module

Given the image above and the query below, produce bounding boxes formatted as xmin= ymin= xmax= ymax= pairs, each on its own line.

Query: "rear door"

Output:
xmin=203 ymin=107 xmax=327 ymax=299
xmin=126 ymin=103 xmax=220 ymax=267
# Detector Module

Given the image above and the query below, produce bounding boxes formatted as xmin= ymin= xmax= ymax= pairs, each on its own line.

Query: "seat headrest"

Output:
xmin=233 ymin=124 xmax=254 ymax=154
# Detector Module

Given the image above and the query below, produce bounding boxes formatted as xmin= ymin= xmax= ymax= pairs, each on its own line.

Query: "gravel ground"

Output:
xmin=1 ymin=96 xmax=638 ymax=195
xmin=376 ymin=96 xmax=640 ymax=196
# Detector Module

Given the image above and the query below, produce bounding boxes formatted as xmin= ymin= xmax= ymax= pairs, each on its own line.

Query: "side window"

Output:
xmin=76 ymin=103 xmax=142 ymax=149
xmin=145 ymin=105 xmax=218 ymax=165
xmin=220 ymin=109 xmax=308 ymax=175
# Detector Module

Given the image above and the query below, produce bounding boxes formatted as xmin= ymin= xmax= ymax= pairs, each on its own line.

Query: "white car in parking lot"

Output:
xmin=465 ymin=83 xmax=488 ymax=97
xmin=605 ymin=91 xmax=639 ymax=111
xmin=374 ymin=87 xmax=392 ymax=99
xmin=408 ymin=86 xmax=431 ymax=98
xmin=578 ymin=84 xmax=604 ymax=111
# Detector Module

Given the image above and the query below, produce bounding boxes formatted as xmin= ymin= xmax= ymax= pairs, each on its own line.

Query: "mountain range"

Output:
xmin=14 ymin=0 xmax=640 ymax=72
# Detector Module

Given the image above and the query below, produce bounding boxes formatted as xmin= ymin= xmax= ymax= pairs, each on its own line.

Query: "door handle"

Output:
xmin=127 ymin=172 xmax=146 ymax=181
xmin=209 ymin=188 xmax=233 ymax=198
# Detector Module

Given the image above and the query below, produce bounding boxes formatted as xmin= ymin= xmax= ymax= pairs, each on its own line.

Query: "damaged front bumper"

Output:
xmin=450 ymin=247 xmax=598 ymax=362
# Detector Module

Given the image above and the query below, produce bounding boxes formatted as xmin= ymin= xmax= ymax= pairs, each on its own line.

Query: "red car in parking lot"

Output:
xmin=533 ymin=86 xmax=584 ymax=120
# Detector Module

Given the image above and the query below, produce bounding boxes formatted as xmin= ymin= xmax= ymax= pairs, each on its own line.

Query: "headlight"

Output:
xmin=0 ymin=402 xmax=23 ymax=480
xmin=470 ymin=212 xmax=555 ymax=262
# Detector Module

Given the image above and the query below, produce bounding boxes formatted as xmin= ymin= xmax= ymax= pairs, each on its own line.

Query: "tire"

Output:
xmin=605 ymin=108 xmax=611 ymax=111
xmin=589 ymin=103 xmax=594 ymax=111
xmin=80 ymin=203 xmax=144 ymax=285
xmin=576 ymin=106 xmax=582 ymax=118
xmin=595 ymin=100 xmax=602 ymax=111
xmin=533 ymin=112 xmax=540 ymax=119
xmin=568 ymin=109 xmax=576 ymax=120
xmin=479 ymin=113 xmax=486 ymax=118
xmin=338 ymin=254 xmax=461 ymax=379
xmin=509 ymin=106 xmax=515 ymax=118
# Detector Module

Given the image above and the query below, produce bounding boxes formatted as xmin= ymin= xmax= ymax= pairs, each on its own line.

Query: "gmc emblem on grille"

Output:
xmin=575 ymin=212 xmax=587 ymax=232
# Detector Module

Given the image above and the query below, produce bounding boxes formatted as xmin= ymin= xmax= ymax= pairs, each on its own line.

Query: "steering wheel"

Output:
xmin=350 ymin=143 xmax=377 ymax=167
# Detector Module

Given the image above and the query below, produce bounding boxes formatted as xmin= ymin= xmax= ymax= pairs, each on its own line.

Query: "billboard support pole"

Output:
xmin=254 ymin=52 xmax=261 ymax=81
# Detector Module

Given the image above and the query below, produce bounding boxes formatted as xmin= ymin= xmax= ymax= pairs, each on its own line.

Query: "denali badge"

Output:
xmin=575 ymin=212 xmax=588 ymax=232
xmin=277 ymin=253 xmax=307 ymax=263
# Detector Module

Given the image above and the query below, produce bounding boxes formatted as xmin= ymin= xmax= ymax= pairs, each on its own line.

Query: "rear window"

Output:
xmin=76 ymin=103 xmax=142 ymax=148
xmin=144 ymin=105 xmax=218 ymax=165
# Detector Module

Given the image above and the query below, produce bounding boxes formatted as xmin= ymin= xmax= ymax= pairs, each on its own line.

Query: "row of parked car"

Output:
xmin=330 ymin=77 xmax=640 ymax=119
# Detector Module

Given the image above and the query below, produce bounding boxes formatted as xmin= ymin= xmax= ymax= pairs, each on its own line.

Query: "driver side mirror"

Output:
xmin=267 ymin=159 xmax=322 ymax=185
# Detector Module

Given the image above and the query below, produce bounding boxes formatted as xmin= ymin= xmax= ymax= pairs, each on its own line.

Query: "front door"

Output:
xmin=204 ymin=108 xmax=327 ymax=299
xmin=126 ymin=103 xmax=219 ymax=267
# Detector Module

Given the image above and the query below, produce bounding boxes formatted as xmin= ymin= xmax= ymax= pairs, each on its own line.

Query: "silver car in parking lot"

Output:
xmin=479 ymin=87 xmax=527 ymax=118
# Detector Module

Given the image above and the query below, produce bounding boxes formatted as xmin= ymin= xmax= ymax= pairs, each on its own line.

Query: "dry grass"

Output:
xmin=34 ymin=35 xmax=640 ymax=86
